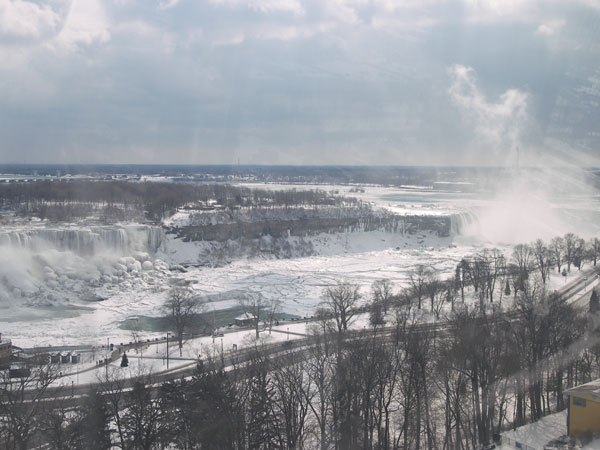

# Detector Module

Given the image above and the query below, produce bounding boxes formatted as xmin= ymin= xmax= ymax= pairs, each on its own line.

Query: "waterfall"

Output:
xmin=0 ymin=225 xmax=164 ymax=256
xmin=449 ymin=210 xmax=480 ymax=237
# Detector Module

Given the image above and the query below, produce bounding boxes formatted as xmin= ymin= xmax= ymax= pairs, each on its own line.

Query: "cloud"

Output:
xmin=0 ymin=0 xmax=61 ymax=41
xmin=50 ymin=0 xmax=110 ymax=51
xmin=209 ymin=0 xmax=305 ymax=16
xmin=324 ymin=0 xmax=366 ymax=25
xmin=448 ymin=64 xmax=529 ymax=163
xmin=535 ymin=19 xmax=565 ymax=36
xmin=0 ymin=0 xmax=599 ymax=165
xmin=158 ymin=0 xmax=179 ymax=10
xmin=460 ymin=0 xmax=540 ymax=23
xmin=575 ymin=0 xmax=600 ymax=11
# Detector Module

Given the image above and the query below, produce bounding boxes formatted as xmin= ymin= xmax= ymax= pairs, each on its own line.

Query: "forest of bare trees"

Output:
xmin=2 ymin=232 xmax=600 ymax=449
xmin=0 ymin=180 xmax=364 ymax=222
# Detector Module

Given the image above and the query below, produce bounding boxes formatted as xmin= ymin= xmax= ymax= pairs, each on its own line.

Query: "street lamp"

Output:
xmin=105 ymin=337 xmax=110 ymax=378
xmin=166 ymin=332 xmax=171 ymax=369
xmin=220 ymin=337 xmax=224 ymax=368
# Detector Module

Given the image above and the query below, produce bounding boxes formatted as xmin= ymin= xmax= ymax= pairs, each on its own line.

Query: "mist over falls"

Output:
xmin=449 ymin=189 xmax=600 ymax=245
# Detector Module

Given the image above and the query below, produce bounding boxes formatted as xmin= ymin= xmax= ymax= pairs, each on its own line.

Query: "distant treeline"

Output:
xmin=0 ymin=181 xmax=361 ymax=222
xmin=176 ymin=214 xmax=451 ymax=242
xmin=0 ymin=164 xmax=492 ymax=185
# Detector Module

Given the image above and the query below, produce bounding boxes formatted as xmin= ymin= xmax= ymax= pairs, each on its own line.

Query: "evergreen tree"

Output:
xmin=69 ymin=389 xmax=112 ymax=449
xmin=504 ymin=280 xmax=511 ymax=297
xmin=121 ymin=352 xmax=129 ymax=368
xmin=590 ymin=289 xmax=600 ymax=315
xmin=247 ymin=357 xmax=283 ymax=450
xmin=369 ymin=300 xmax=385 ymax=329
xmin=187 ymin=362 xmax=245 ymax=449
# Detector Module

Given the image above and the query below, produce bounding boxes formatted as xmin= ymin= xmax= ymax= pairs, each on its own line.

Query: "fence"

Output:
xmin=502 ymin=436 xmax=538 ymax=450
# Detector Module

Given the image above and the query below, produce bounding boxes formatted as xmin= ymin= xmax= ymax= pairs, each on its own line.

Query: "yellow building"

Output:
xmin=565 ymin=379 xmax=600 ymax=438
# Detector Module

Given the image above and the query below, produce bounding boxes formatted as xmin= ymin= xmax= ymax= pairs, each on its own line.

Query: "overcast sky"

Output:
xmin=0 ymin=0 xmax=599 ymax=166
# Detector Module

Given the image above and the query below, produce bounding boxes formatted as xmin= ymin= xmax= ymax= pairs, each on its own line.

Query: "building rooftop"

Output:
xmin=564 ymin=379 xmax=600 ymax=402
xmin=234 ymin=313 xmax=257 ymax=321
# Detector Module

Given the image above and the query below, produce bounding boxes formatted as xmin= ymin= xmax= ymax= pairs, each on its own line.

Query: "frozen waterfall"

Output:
xmin=0 ymin=225 xmax=164 ymax=256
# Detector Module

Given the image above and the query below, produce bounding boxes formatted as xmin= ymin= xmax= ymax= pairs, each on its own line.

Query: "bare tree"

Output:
xmin=563 ymin=232 xmax=579 ymax=272
xmin=97 ymin=367 xmax=128 ymax=449
xmin=455 ymin=261 xmax=467 ymax=302
xmin=573 ymin=237 xmax=587 ymax=271
xmin=305 ymin=333 xmax=335 ymax=450
xmin=483 ymin=249 xmax=506 ymax=303
xmin=409 ymin=265 xmax=428 ymax=310
xmin=163 ymin=287 xmax=203 ymax=356
xmin=239 ymin=293 xmax=269 ymax=339
xmin=266 ymin=299 xmax=282 ymax=335
xmin=321 ymin=281 xmax=361 ymax=334
xmin=512 ymin=244 xmax=532 ymax=275
xmin=432 ymin=283 xmax=450 ymax=319
xmin=424 ymin=273 xmax=442 ymax=313
xmin=371 ymin=279 xmax=394 ymax=315
xmin=532 ymin=239 xmax=552 ymax=285
xmin=590 ymin=238 xmax=600 ymax=267
xmin=122 ymin=377 xmax=167 ymax=450
xmin=0 ymin=365 xmax=60 ymax=450
xmin=272 ymin=350 xmax=313 ymax=450
xmin=550 ymin=236 xmax=565 ymax=273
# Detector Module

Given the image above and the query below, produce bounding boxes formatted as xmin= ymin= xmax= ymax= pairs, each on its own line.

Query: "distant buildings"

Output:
xmin=565 ymin=379 xmax=600 ymax=438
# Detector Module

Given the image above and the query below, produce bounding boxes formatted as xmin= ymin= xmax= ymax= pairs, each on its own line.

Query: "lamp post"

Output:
xmin=105 ymin=337 xmax=110 ymax=378
xmin=220 ymin=337 xmax=224 ymax=368
xmin=166 ymin=332 xmax=170 ymax=369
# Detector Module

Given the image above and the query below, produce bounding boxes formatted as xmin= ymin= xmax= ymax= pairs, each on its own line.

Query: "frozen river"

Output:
xmin=1 ymin=181 xmax=599 ymax=347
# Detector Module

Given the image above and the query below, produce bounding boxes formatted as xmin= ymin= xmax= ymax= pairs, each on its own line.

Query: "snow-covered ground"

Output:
xmin=52 ymin=320 xmax=311 ymax=387
xmin=1 ymin=182 xmax=599 ymax=348
xmin=0 ymin=228 xmax=476 ymax=347
xmin=498 ymin=409 xmax=600 ymax=449
xmin=499 ymin=410 xmax=568 ymax=450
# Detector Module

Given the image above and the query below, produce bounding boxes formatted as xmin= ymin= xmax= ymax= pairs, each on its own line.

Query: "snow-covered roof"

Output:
xmin=565 ymin=379 xmax=600 ymax=401
xmin=234 ymin=313 xmax=257 ymax=321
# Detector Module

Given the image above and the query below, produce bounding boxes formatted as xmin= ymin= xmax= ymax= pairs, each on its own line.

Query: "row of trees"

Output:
xmin=3 ymin=280 xmax=598 ymax=449
xmin=392 ymin=233 xmax=600 ymax=319
xmin=0 ymin=181 xmax=362 ymax=222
